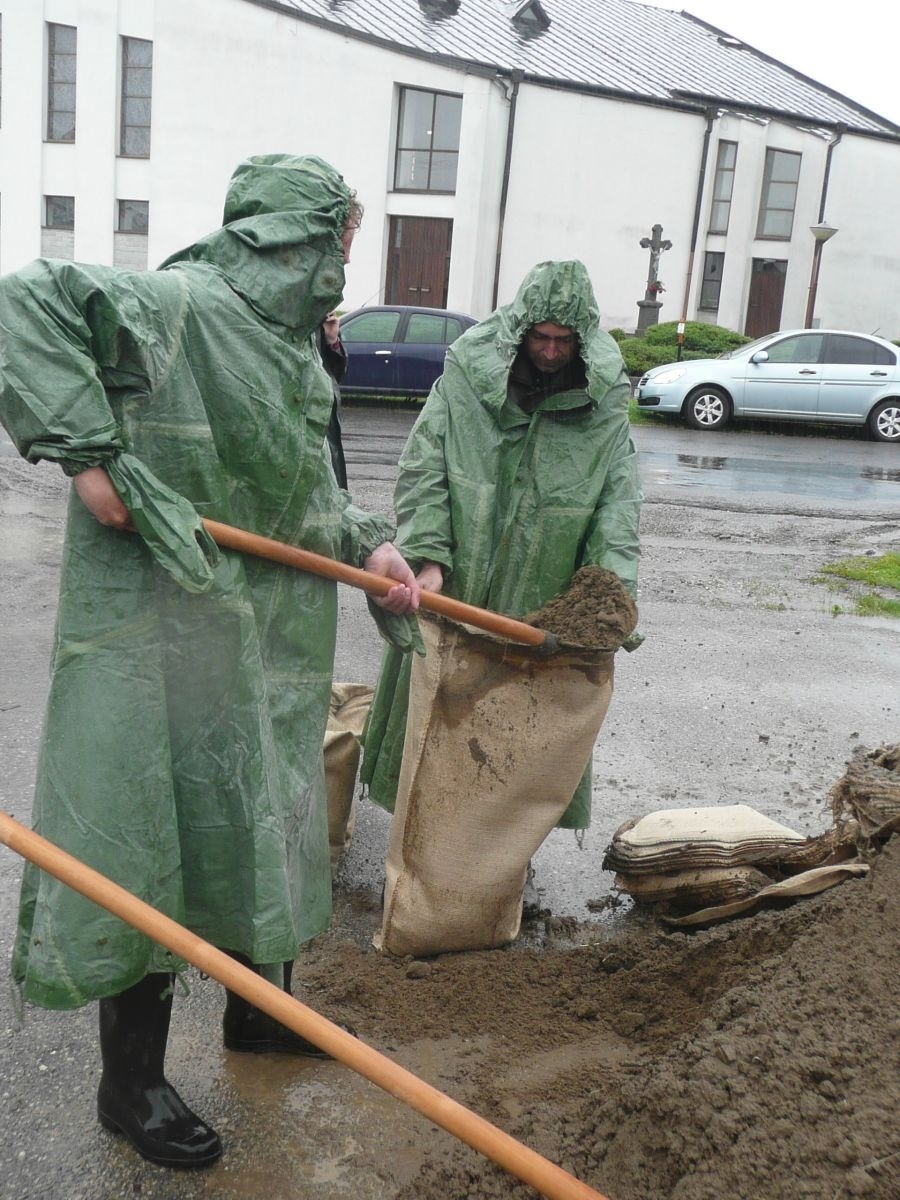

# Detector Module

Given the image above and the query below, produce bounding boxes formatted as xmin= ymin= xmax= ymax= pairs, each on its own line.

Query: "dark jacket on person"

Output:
xmin=319 ymin=327 xmax=349 ymax=489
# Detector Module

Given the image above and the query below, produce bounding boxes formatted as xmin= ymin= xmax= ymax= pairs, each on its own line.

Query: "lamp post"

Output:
xmin=804 ymin=220 xmax=838 ymax=328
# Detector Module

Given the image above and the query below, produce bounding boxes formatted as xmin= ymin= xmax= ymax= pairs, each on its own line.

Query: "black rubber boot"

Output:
xmin=223 ymin=954 xmax=353 ymax=1058
xmin=97 ymin=973 xmax=222 ymax=1168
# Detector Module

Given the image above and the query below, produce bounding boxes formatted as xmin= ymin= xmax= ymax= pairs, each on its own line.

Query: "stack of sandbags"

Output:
xmin=603 ymin=804 xmax=861 ymax=923
xmin=829 ymin=742 xmax=900 ymax=845
xmin=324 ymin=683 xmax=374 ymax=867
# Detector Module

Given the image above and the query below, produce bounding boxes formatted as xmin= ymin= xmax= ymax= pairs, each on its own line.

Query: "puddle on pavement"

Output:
xmin=861 ymin=465 xmax=900 ymax=483
xmin=207 ymin=1033 xmax=477 ymax=1196
xmin=676 ymin=453 xmax=727 ymax=470
xmin=641 ymin=447 xmax=900 ymax=501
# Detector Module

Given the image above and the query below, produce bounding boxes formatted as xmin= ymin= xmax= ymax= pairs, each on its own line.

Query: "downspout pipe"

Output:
xmin=804 ymin=124 xmax=846 ymax=328
xmin=815 ymin=124 xmax=845 ymax=224
xmin=492 ymin=69 xmax=523 ymax=309
xmin=677 ymin=107 xmax=717 ymax=358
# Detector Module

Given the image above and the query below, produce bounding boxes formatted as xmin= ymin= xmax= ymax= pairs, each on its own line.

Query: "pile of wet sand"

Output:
xmin=304 ymin=749 xmax=900 ymax=1200
xmin=524 ymin=565 xmax=638 ymax=650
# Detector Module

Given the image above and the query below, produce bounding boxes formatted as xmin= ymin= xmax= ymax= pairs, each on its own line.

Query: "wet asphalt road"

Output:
xmin=1 ymin=407 xmax=899 ymax=1199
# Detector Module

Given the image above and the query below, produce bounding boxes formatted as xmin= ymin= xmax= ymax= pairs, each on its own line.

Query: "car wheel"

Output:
xmin=684 ymin=386 xmax=731 ymax=431
xmin=868 ymin=399 xmax=900 ymax=443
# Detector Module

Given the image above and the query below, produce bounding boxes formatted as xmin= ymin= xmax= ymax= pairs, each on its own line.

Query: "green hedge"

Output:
xmin=643 ymin=321 xmax=751 ymax=354
xmin=609 ymin=321 xmax=751 ymax=377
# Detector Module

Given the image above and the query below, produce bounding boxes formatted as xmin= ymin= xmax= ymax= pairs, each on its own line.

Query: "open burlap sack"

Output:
xmin=324 ymin=683 xmax=374 ymax=867
xmin=376 ymin=615 xmax=614 ymax=956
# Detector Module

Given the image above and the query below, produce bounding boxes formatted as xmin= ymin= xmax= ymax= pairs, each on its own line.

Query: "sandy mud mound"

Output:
xmin=304 ymin=748 xmax=900 ymax=1200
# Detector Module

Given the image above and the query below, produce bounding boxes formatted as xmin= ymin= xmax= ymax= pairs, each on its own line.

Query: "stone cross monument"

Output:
xmin=636 ymin=223 xmax=672 ymax=334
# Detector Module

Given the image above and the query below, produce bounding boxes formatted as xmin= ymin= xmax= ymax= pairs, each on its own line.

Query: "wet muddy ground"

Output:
xmin=2 ymin=418 xmax=899 ymax=1200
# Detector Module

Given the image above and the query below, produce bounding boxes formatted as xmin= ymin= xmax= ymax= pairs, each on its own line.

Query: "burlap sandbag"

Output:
xmin=376 ymin=616 xmax=614 ymax=956
xmin=324 ymin=683 xmax=374 ymax=867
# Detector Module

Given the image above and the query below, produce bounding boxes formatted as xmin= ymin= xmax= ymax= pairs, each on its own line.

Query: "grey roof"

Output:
xmin=248 ymin=0 xmax=900 ymax=138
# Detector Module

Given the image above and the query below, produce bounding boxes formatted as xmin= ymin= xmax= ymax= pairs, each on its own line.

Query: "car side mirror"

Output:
xmin=750 ymin=351 xmax=769 ymax=364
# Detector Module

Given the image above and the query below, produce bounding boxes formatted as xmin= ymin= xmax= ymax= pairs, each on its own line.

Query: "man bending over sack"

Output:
xmin=362 ymin=259 xmax=641 ymax=902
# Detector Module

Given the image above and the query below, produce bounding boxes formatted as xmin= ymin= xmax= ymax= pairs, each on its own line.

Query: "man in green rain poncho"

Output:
xmin=362 ymin=259 xmax=642 ymax=896
xmin=0 ymin=155 xmax=421 ymax=1169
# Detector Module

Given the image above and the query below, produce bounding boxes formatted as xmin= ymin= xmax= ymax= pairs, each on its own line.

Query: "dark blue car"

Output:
xmin=339 ymin=305 xmax=477 ymax=397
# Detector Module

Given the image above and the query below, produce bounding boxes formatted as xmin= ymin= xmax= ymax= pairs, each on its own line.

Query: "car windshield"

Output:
xmin=717 ymin=334 xmax=776 ymax=360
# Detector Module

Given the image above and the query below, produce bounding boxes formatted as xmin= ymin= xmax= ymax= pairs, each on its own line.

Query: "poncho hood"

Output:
xmin=502 ymin=259 xmax=601 ymax=343
xmin=445 ymin=259 xmax=627 ymax=415
xmin=159 ymin=154 xmax=351 ymax=332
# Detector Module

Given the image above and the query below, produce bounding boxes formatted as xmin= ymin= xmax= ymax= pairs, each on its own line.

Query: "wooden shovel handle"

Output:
xmin=0 ymin=812 xmax=608 ymax=1200
xmin=202 ymin=518 xmax=547 ymax=646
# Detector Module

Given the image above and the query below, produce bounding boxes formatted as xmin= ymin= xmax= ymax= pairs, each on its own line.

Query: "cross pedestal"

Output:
xmin=636 ymin=298 xmax=663 ymax=336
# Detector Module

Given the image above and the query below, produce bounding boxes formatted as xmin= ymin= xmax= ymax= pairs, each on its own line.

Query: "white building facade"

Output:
xmin=1 ymin=0 xmax=898 ymax=338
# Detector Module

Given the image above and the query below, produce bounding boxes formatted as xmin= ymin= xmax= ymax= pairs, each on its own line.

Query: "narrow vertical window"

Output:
xmin=120 ymin=37 xmax=152 ymax=157
xmin=42 ymin=195 xmax=75 ymax=259
xmin=709 ymin=140 xmax=736 ymax=234
xmin=698 ymin=251 xmax=725 ymax=313
xmin=47 ymin=23 xmax=77 ymax=142
xmin=756 ymin=148 xmax=801 ymax=239
xmin=393 ymin=87 xmax=462 ymax=193
xmin=114 ymin=199 xmax=150 ymax=269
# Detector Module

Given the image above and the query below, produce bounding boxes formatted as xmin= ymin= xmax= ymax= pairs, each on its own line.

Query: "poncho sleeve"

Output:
xmin=339 ymin=500 xmax=395 ymax=565
xmin=581 ymin=396 xmax=643 ymax=597
xmin=0 ymin=260 xmax=132 ymax=474
xmin=392 ymin=378 xmax=454 ymax=574
xmin=0 ymin=260 xmax=219 ymax=593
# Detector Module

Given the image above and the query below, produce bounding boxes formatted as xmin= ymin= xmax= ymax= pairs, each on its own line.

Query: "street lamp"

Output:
xmin=804 ymin=220 xmax=838 ymax=328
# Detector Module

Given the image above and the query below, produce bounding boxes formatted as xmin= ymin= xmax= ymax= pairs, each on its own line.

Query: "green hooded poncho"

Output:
xmin=0 ymin=154 xmax=396 ymax=1009
xmin=361 ymin=260 xmax=642 ymax=828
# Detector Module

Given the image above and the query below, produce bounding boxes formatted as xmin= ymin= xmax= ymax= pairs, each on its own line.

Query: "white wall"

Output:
xmin=814 ymin=135 xmax=900 ymax=340
xmin=143 ymin=0 xmax=509 ymax=313
xmin=0 ymin=5 xmax=46 ymax=270
xmin=2 ymin=0 xmax=899 ymax=335
xmin=689 ymin=114 xmax=900 ymax=339
xmin=699 ymin=115 xmax=825 ymax=334
xmin=498 ymin=86 xmax=703 ymax=328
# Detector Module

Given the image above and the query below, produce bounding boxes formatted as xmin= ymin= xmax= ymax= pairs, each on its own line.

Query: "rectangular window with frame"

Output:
xmin=394 ymin=86 xmax=462 ymax=193
xmin=756 ymin=148 xmax=801 ymax=240
xmin=44 ymin=195 xmax=75 ymax=229
xmin=117 ymin=199 xmax=149 ymax=234
xmin=120 ymin=36 xmax=152 ymax=157
xmin=47 ymin=23 xmax=77 ymax=142
xmin=698 ymin=251 xmax=725 ymax=312
xmin=709 ymin=140 xmax=736 ymax=234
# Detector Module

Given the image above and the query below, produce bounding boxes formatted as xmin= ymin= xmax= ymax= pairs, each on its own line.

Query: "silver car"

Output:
xmin=634 ymin=328 xmax=900 ymax=442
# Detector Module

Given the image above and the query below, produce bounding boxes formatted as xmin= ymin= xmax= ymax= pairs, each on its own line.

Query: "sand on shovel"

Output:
xmin=523 ymin=564 xmax=638 ymax=650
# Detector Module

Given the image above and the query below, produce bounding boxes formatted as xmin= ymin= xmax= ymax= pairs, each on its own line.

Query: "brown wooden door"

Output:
xmin=385 ymin=217 xmax=452 ymax=307
xmin=744 ymin=259 xmax=787 ymax=338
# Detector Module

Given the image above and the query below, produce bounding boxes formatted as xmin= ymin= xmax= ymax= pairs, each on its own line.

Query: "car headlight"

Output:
xmin=651 ymin=367 xmax=687 ymax=385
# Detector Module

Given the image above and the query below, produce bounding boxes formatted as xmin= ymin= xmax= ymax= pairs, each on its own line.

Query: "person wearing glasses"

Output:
xmin=0 ymin=154 xmax=419 ymax=1169
xmin=361 ymin=259 xmax=642 ymax=914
